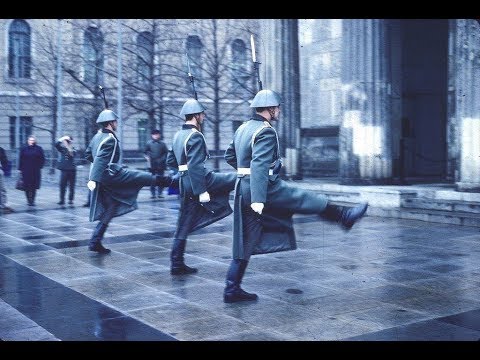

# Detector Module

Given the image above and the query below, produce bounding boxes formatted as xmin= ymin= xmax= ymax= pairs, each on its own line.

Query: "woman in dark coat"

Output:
xmin=19 ymin=135 xmax=45 ymax=206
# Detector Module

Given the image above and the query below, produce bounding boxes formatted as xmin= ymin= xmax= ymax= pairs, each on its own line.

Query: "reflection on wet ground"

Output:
xmin=1 ymin=182 xmax=480 ymax=341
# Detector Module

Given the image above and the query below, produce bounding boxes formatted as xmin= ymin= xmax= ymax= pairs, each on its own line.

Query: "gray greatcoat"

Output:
xmin=167 ymin=124 xmax=236 ymax=239
xmin=225 ymin=114 xmax=330 ymax=259
xmin=85 ymin=129 xmax=154 ymax=222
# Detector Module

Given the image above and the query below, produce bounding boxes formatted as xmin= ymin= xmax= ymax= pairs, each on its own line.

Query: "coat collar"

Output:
xmin=251 ymin=114 xmax=268 ymax=122
xmin=182 ymin=124 xmax=198 ymax=130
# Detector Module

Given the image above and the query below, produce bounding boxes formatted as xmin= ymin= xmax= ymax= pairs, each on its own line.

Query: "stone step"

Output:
xmin=367 ymin=206 xmax=480 ymax=228
xmin=402 ymin=198 xmax=480 ymax=214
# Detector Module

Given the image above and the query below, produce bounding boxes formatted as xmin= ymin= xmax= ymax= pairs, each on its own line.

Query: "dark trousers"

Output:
xmin=241 ymin=206 xmax=263 ymax=261
xmin=150 ymin=168 xmax=164 ymax=196
xmin=59 ymin=169 xmax=76 ymax=202
xmin=25 ymin=188 xmax=37 ymax=205
xmin=100 ymin=195 xmax=121 ymax=225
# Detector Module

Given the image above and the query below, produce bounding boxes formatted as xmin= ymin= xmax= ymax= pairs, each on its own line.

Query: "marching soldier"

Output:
xmin=85 ymin=109 xmax=175 ymax=254
xmin=223 ymin=89 xmax=368 ymax=303
xmin=166 ymin=98 xmax=236 ymax=275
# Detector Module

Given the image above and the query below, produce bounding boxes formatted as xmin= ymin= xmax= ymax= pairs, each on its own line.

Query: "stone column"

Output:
xmin=260 ymin=19 xmax=302 ymax=179
xmin=339 ymin=19 xmax=393 ymax=184
xmin=280 ymin=19 xmax=302 ymax=179
xmin=453 ymin=19 xmax=480 ymax=192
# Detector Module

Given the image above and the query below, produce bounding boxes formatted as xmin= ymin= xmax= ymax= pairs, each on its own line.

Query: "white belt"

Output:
xmin=237 ymin=167 xmax=273 ymax=176
xmin=178 ymin=164 xmax=188 ymax=171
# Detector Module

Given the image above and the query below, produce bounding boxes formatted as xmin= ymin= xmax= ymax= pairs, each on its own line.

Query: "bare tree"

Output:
xmin=190 ymin=19 xmax=259 ymax=169
xmin=62 ymin=19 xmax=117 ymax=149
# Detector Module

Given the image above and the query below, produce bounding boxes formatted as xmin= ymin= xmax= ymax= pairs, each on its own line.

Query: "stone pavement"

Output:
xmin=1 ymin=176 xmax=480 ymax=342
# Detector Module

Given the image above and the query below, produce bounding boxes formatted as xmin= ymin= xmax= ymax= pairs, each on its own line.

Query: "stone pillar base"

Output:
xmin=339 ymin=177 xmax=395 ymax=186
xmin=456 ymin=182 xmax=480 ymax=193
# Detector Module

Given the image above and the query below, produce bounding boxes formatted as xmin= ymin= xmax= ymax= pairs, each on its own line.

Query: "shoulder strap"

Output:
xmin=96 ymin=133 xmax=117 ymax=165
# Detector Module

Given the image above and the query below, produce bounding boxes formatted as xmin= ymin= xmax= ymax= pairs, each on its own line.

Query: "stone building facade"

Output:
xmin=265 ymin=19 xmax=480 ymax=192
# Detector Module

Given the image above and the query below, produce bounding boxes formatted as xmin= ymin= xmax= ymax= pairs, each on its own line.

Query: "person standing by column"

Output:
xmin=19 ymin=135 xmax=45 ymax=207
xmin=55 ymin=135 xmax=77 ymax=205
xmin=0 ymin=146 xmax=14 ymax=214
xmin=223 ymin=89 xmax=368 ymax=303
xmin=166 ymin=98 xmax=236 ymax=275
xmin=144 ymin=129 xmax=169 ymax=199
xmin=85 ymin=109 xmax=174 ymax=254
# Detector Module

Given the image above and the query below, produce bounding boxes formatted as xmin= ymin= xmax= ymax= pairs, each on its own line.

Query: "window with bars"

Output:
xmin=83 ymin=26 xmax=104 ymax=84
xmin=137 ymin=31 xmax=154 ymax=85
xmin=8 ymin=19 xmax=31 ymax=79
xmin=138 ymin=119 xmax=148 ymax=150
xmin=9 ymin=116 xmax=33 ymax=148
xmin=231 ymin=39 xmax=248 ymax=93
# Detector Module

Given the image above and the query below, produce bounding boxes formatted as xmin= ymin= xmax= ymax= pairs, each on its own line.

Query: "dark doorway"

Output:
xmin=400 ymin=19 xmax=449 ymax=182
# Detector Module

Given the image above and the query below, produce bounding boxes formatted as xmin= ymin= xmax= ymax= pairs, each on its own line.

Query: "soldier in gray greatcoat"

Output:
xmin=223 ymin=89 xmax=368 ymax=303
xmin=85 ymin=109 xmax=175 ymax=254
xmin=166 ymin=99 xmax=236 ymax=275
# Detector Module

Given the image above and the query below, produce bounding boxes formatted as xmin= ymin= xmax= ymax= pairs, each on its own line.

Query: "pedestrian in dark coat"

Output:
xmin=166 ymin=98 xmax=236 ymax=275
xmin=223 ymin=89 xmax=368 ymax=303
xmin=19 ymin=136 xmax=45 ymax=206
xmin=0 ymin=146 xmax=14 ymax=214
xmin=55 ymin=135 xmax=77 ymax=205
xmin=85 ymin=109 xmax=175 ymax=254
xmin=144 ymin=129 xmax=169 ymax=199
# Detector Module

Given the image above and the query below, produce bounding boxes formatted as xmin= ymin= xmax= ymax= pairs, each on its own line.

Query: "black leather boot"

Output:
xmin=154 ymin=175 xmax=176 ymax=188
xmin=320 ymin=202 xmax=368 ymax=230
xmin=88 ymin=222 xmax=111 ymax=254
xmin=223 ymin=259 xmax=258 ymax=303
xmin=170 ymin=239 xmax=197 ymax=275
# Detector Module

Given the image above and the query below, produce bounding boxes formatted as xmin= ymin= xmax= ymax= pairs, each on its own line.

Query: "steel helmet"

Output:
xmin=249 ymin=89 xmax=281 ymax=108
xmin=180 ymin=99 xmax=206 ymax=117
xmin=96 ymin=109 xmax=118 ymax=123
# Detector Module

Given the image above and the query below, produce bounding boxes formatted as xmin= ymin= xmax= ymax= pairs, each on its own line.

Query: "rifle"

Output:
xmin=185 ymin=53 xmax=198 ymax=100
xmin=250 ymin=34 xmax=263 ymax=91
xmin=98 ymin=85 xmax=109 ymax=108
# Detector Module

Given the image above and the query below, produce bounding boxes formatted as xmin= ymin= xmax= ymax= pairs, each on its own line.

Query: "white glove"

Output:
xmin=87 ymin=180 xmax=96 ymax=191
xmin=199 ymin=191 xmax=210 ymax=203
xmin=251 ymin=202 xmax=264 ymax=215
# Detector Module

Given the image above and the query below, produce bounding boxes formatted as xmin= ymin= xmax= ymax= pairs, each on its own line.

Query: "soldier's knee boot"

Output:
xmin=154 ymin=175 xmax=177 ymax=189
xmin=320 ymin=202 xmax=368 ymax=230
xmin=223 ymin=259 xmax=258 ymax=303
xmin=88 ymin=222 xmax=111 ymax=254
xmin=170 ymin=239 xmax=197 ymax=275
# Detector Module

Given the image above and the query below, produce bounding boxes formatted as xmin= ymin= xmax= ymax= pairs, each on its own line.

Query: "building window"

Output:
xmin=83 ymin=26 xmax=104 ymax=84
xmin=186 ymin=35 xmax=203 ymax=88
xmin=9 ymin=116 xmax=33 ymax=148
xmin=231 ymin=39 xmax=248 ymax=93
xmin=137 ymin=31 xmax=154 ymax=85
xmin=8 ymin=19 xmax=31 ymax=79
xmin=137 ymin=119 xmax=148 ymax=150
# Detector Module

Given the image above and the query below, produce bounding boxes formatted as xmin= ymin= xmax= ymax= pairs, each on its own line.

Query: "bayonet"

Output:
xmin=98 ymin=85 xmax=109 ymax=109
xmin=250 ymin=34 xmax=263 ymax=91
xmin=185 ymin=53 xmax=198 ymax=100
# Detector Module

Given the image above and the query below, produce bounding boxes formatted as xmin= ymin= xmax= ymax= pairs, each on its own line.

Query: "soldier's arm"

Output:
xmin=39 ymin=147 xmax=46 ymax=169
xmin=166 ymin=148 xmax=178 ymax=169
xmin=85 ymin=142 xmax=94 ymax=163
xmin=250 ymin=128 xmax=276 ymax=204
xmin=186 ymin=133 xmax=208 ymax=196
xmin=55 ymin=140 xmax=66 ymax=154
xmin=224 ymin=140 xmax=237 ymax=169
xmin=90 ymin=137 xmax=116 ymax=182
